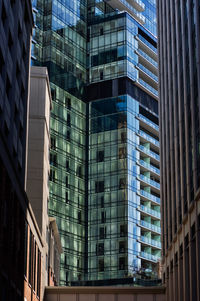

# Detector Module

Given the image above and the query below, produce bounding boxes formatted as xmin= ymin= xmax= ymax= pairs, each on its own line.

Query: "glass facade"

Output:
xmin=32 ymin=0 xmax=160 ymax=283
xmin=88 ymin=93 xmax=160 ymax=280
xmin=32 ymin=0 xmax=87 ymax=284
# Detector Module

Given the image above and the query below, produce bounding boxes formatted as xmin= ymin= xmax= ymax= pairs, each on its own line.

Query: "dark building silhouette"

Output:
xmin=0 ymin=0 xmax=33 ymax=299
xmin=157 ymin=0 xmax=200 ymax=300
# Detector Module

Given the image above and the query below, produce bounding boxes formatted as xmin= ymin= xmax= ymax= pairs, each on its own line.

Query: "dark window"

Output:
xmin=50 ymin=153 xmax=57 ymax=166
xmin=66 ymin=160 xmax=69 ymax=170
xmin=95 ymin=181 xmax=104 ymax=193
xmin=99 ymin=227 xmax=106 ymax=239
xmin=66 ymin=131 xmax=70 ymax=141
xmin=66 ymin=176 xmax=69 ymax=187
xmin=119 ymin=257 xmax=125 ymax=270
xmin=120 ymin=224 xmax=127 ymax=237
xmin=119 ymin=178 xmax=126 ymax=189
xmin=66 ymin=191 xmax=69 ymax=203
xmin=100 ymin=196 xmax=104 ymax=208
xmin=101 ymin=211 xmax=106 ymax=223
xmin=100 ymin=71 xmax=103 ymax=80
xmin=119 ymin=241 xmax=125 ymax=253
xmin=67 ymin=113 xmax=71 ymax=127
xmin=49 ymin=169 xmax=55 ymax=182
xmin=33 ymin=242 xmax=36 ymax=291
xmin=96 ymin=243 xmax=104 ymax=255
xmin=100 ymin=27 xmax=103 ymax=35
xmin=65 ymin=97 xmax=71 ymax=109
xmin=78 ymin=211 xmax=81 ymax=224
xmin=51 ymin=137 xmax=56 ymax=149
xmin=37 ymin=250 xmax=41 ymax=298
xmin=96 ymin=150 xmax=104 ymax=162
xmin=98 ymin=259 xmax=104 ymax=272
xmin=76 ymin=166 xmax=82 ymax=178
xmin=29 ymin=231 xmax=33 ymax=285
xmin=51 ymin=88 xmax=56 ymax=100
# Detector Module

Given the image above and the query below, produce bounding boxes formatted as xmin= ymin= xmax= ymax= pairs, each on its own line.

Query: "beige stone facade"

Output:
xmin=44 ymin=286 xmax=166 ymax=301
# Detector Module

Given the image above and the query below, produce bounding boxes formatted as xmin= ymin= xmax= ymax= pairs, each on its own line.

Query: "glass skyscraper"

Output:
xmin=32 ymin=0 xmax=160 ymax=284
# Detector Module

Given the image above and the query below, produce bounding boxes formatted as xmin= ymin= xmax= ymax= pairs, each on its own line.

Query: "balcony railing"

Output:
xmin=139 ymin=174 xmax=160 ymax=190
xmin=139 ymin=220 xmax=161 ymax=234
xmin=138 ymin=114 xmax=159 ymax=132
xmin=138 ymin=78 xmax=158 ymax=97
xmin=139 ymin=160 xmax=160 ymax=175
xmin=138 ymin=63 xmax=158 ymax=82
xmin=138 ymin=145 xmax=160 ymax=161
xmin=139 ymin=130 xmax=160 ymax=147
xmin=140 ymin=189 xmax=160 ymax=204
xmin=139 ymin=251 xmax=160 ymax=262
xmin=138 ymin=34 xmax=157 ymax=53
xmin=139 ymin=205 xmax=160 ymax=218
xmin=137 ymin=49 xmax=158 ymax=68
xmin=140 ymin=236 xmax=161 ymax=248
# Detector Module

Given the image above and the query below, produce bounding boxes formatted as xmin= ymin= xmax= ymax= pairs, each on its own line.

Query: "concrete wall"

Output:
xmin=26 ymin=66 xmax=52 ymax=299
xmin=44 ymin=286 xmax=166 ymax=301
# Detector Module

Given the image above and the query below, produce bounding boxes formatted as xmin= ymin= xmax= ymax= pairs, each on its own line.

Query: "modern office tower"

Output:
xmin=0 ymin=0 xmax=33 ymax=299
xmin=157 ymin=1 xmax=200 ymax=300
xmin=32 ymin=0 xmax=88 ymax=285
xmin=32 ymin=0 xmax=160 ymax=284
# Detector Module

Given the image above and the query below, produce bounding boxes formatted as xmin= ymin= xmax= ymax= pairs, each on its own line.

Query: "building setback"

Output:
xmin=157 ymin=0 xmax=200 ymax=300
xmin=32 ymin=0 xmax=161 ymax=284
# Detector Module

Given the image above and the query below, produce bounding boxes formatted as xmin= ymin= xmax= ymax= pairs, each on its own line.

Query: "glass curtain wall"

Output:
xmin=32 ymin=0 xmax=87 ymax=284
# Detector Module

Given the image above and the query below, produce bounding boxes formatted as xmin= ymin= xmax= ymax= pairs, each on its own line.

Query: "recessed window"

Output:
xmin=98 ymin=259 xmax=104 ymax=272
xmin=50 ymin=153 xmax=57 ymax=166
xmin=119 ymin=178 xmax=126 ymax=189
xmin=65 ymin=97 xmax=71 ymax=109
xmin=96 ymin=243 xmax=104 ymax=255
xmin=51 ymin=137 xmax=56 ymax=150
xmin=66 ymin=191 xmax=69 ymax=203
xmin=99 ymin=227 xmax=106 ymax=239
xmin=49 ymin=169 xmax=55 ymax=182
xmin=119 ymin=257 xmax=125 ymax=270
xmin=101 ymin=211 xmax=106 ymax=223
xmin=100 ymin=196 xmax=104 ymax=208
xmin=96 ymin=150 xmax=104 ymax=162
xmin=119 ymin=241 xmax=125 ymax=253
xmin=95 ymin=181 xmax=104 ymax=193
xmin=120 ymin=224 xmax=127 ymax=237
xmin=66 ymin=130 xmax=70 ymax=141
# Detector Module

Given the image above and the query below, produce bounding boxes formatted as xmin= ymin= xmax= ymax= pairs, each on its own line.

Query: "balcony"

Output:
xmin=138 ymin=130 xmax=159 ymax=148
xmin=138 ymin=159 xmax=160 ymax=176
xmin=137 ymin=49 xmax=158 ymax=68
xmin=135 ymin=78 xmax=158 ymax=98
xmin=105 ymin=0 xmax=145 ymax=24
xmin=136 ymin=34 xmax=157 ymax=61
xmin=139 ymin=189 xmax=160 ymax=205
xmin=137 ymin=145 xmax=160 ymax=162
xmin=139 ymin=175 xmax=160 ymax=193
xmin=126 ymin=0 xmax=145 ymax=11
xmin=139 ymin=251 xmax=160 ymax=263
xmin=137 ymin=114 xmax=159 ymax=132
xmin=139 ymin=220 xmax=161 ymax=234
xmin=139 ymin=236 xmax=161 ymax=249
xmin=138 ymin=205 xmax=160 ymax=219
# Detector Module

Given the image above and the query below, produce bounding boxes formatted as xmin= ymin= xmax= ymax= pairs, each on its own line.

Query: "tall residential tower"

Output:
xmin=32 ymin=0 xmax=160 ymax=284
